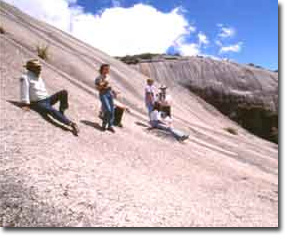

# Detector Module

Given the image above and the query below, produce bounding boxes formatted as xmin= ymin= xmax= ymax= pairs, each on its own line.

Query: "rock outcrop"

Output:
xmin=0 ymin=1 xmax=278 ymax=227
xmin=125 ymin=54 xmax=278 ymax=143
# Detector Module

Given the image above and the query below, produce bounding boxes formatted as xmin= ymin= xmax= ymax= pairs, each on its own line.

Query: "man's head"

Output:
xmin=99 ymin=64 xmax=110 ymax=76
xmin=24 ymin=59 xmax=42 ymax=77
xmin=159 ymin=85 xmax=167 ymax=93
xmin=147 ymin=78 xmax=154 ymax=86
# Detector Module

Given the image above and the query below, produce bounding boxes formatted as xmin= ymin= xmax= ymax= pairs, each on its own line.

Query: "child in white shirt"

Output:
xmin=145 ymin=79 xmax=156 ymax=117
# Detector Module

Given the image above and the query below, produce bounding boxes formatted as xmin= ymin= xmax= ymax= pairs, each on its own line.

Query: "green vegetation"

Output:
xmin=117 ymin=53 xmax=161 ymax=64
xmin=37 ymin=44 xmax=49 ymax=61
xmin=118 ymin=55 xmax=140 ymax=64
xmin=247 ymin=63 xmax=263 ymax=69
xmin=224 ymin=127 xmax=238 ymax=135
xmin=0 ymin=25 xmax=5 ymax=34
xmin=117 ymin=53 xmax=182 ymax=64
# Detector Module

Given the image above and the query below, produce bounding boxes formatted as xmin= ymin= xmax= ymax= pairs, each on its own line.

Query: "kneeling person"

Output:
xmin=20 ymin=59 xmax=79 ymax=135
xmin=157 ymin=85 xmax=172 ymax=118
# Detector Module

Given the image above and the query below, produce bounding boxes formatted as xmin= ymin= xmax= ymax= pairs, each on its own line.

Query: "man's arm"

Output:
xmin=96 ymin=80 xmax=110 ymax=91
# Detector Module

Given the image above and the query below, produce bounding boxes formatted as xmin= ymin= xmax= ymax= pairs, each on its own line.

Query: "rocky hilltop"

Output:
xmin=0 ymin=1 xmax=278 ymax=227
xmin=119 ymin=54 xmax=278 ymax=143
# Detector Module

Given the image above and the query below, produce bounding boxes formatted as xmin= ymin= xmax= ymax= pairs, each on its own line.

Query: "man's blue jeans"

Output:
xmin=100 ymin=90 xmax=114 ymax=128
xmin=150 ymin=120 xmax=187 ymax=140
xmin=31 ymin=90 xmax=71 ymax=126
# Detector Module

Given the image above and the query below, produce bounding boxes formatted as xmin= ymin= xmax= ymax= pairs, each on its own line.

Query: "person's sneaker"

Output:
xmin=71 ymin=123 xmax=79 ymax=136
xmin=98 ymin=111 xmax=104 ymax=119
xmin=60 ymin=109 xmax=65 ymax=115
xmin=101 ymin=123 xmax=107 ymax=131
xmin=116 ymin=123 xmax=123 ymax=128
xmin=59 ymin=107 xmax=68 ymax=115
xmin=180 ymin=135 xmax=189 ymax=141
xmin=107 ymin=127 xmax=116 ymax=133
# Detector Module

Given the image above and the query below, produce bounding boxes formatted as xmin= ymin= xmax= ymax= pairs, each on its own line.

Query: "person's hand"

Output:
xmin=101 ymin=81 xmax=109 ymax=87
xmin=22 ymin=105 xmax=30 ymax=111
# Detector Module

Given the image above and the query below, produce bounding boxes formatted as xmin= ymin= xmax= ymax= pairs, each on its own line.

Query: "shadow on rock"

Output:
xmin=135 ymin=121 xmax=151 ymax=128
xmin=80 ymin=120 xmax=105 ymax=131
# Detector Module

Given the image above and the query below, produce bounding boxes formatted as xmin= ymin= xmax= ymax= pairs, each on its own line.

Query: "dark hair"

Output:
xmin=99 ymin=64 xmax=110 ymax=74
xmin=153 ymin=102 xmax=161 ymax=111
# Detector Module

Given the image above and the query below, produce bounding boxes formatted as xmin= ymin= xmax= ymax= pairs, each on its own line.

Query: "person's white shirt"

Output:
xmin=20 ymin=71 xmax=48 ymax=104
xmin=145 ymin=85 xmax=156 ymax=103
xmin=150 ymin=110 xmax=161 ymax=121
xmin=145 ymin=84 xmax=156 ymax=94
xmin=95 ymin=74 xmax=110 ymax=86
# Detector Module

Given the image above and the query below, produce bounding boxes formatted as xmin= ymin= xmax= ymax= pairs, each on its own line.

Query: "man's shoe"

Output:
xmin=98 ymin=111 xmax=104 ymax=119
xmin=101 ymin=123 xmax=107 ymax=131
xmin=180 ymin=135 xmax=189 ymax=142
xmin=59 ymin=107 xmax=68 ymax=115
xmin=107 ymin=127 xmax=116 ymax=133
xmin=116 ymin=123 xmax=123 ymax=128
xmin=71 ymin=123 xmax=79 ymax=136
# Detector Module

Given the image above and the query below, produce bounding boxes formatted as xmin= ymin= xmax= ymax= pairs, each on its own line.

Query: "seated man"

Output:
xmin=150 ymin=102 xmax=189 ymax=142
xmin=20 ymin=59 xmax=79 ymax=135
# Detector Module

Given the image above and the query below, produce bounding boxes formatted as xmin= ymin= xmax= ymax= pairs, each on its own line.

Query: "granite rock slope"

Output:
xmin=0 ymin=1 xmax=278 ymax=227
xmin=129 ymin=55 xmax=278 ymax=142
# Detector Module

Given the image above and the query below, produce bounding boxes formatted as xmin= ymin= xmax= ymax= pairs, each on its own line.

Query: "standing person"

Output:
xmin=20 ymin=59 xmax=79 ymax=135
xmin=145 ymin=78 xmax=156 ymax=117
xmin=95 ymin=64 xmax=116 ymax=132
xmin=157 ymin=85 xmax=172 ymax=118
xmin=150 ymin=102 xmax=189 ymax=142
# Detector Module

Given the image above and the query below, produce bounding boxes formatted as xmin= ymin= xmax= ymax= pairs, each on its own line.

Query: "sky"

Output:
xmin=3 ymin=0 xmax=278 ymax=70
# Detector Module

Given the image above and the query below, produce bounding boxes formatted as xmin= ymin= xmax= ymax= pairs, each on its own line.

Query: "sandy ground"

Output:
xmin=0 ymin=1 xmax=278 ymax=227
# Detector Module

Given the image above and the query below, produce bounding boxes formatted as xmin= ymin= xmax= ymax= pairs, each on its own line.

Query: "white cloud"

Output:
xmin=3 ymin=0 xmax=79 ymax=32
xmin=215 ymin=40 xmax=222 ymax=47
xmin=219 ymin=42 xmax=243 ymax=54
xmin=198 ymin=32 xmax=209 ymax=47
xmin=173 ymin=37 xmax=200 ymax=56
xmin=215 ymin=24 xmax=243 ymax=55
xmin=217 ymin=25 xmax=235 ymax=38
xmin=3 ymin=0 xmax=199 ymax=57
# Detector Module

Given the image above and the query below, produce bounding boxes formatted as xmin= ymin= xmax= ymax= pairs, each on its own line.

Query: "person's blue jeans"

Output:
xmin=31 ymin=90 xmax=71 ymax=126
xmin=100 ymin=90 xmax=114 ymax=128
xmin=150 ymin=120 xmax=187 ymax=140
xmin=146 ymin=102 xmax=154 ymax=116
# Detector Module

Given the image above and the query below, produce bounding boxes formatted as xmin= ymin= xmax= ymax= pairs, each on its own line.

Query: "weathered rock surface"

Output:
xmin=130 ymin=55 xmax=278 ymax=142
xmin=0 ymin=1 xmax=278 ymax=227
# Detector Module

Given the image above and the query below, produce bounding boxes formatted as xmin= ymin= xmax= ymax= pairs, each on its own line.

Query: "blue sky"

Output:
xmin=76 ymin=0 xmax=278 ymax=70
xmin=4 ymin=0 xmax=278 ymax=70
